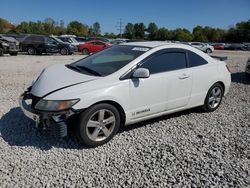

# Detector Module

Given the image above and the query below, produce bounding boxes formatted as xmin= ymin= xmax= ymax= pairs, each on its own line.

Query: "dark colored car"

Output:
xmin=20 ymin=35 xmax=75 ymax=55
xmin=78 ymin=40 xmax=112 ymax=55
xmin=75 ymin=37 xmax=87 ymax=43
xmin=0 ymin=36 xmax=19 ymax=56
xmin=226 ymin=43 xmax=246 ymax=51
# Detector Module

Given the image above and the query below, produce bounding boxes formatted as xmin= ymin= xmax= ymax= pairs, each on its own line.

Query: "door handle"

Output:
xmin=179 ymin=73 xmax=190 ymax=79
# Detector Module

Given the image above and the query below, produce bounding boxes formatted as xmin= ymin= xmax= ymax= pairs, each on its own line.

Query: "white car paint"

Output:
xmin=31 ymin=42 xmax=231 ymax=125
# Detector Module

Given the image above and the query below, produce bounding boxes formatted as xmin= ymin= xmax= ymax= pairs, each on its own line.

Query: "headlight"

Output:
xmin=2 ymin=42 xmax=8 ymax=47
xmin=69 ymin=44 xmax=74 ymax=48
xmin=35 ymin=99 xmax=79 ymax=111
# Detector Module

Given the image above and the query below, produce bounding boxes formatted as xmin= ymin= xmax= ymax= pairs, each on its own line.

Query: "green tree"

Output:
xmin=155 ymin=28 xmax=171 ymax=41
xmin=147 ymin=22 xmax=158 ymax=40
xmin=173 ymin=28 xmax=193 ymax=41
xmin=15 ymin=21 xmax=30 ymax=33
xmin=192 ymin=26 xmax=207 ymax=42
xmin=134 ymin=23 xmax=145 ymax=39
xmin=123 ymin=23 xmax=134 ymax=39
xmin=67 ymin=21 xmax=89 ymax=36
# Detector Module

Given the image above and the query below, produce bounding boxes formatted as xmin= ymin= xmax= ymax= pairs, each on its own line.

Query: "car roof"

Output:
xmin=121 ymin=41 xmax=189 ymax=48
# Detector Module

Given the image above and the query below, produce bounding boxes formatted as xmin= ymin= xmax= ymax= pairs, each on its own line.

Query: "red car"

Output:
xmin=78 ymin=40 xmax=112 ymax=55
xmin=212 ymin=43 xmax=224 ymax=50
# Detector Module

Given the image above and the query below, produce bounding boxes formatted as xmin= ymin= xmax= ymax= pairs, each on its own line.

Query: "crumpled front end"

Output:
xmin=19 ymin=87 xmax=77 ymax=138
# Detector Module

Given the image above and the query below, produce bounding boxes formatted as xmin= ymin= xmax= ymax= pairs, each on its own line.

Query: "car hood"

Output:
xmin=31 ymin=64 xmax=98 ymax=97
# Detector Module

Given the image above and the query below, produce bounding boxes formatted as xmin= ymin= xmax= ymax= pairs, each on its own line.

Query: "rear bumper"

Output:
xmin=19 ymin=92 xmax=74 ymax=137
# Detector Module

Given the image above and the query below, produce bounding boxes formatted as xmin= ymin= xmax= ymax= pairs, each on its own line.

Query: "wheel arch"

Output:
xmin=91 ymin=100 xmax=126 ymax=127
xmin=214 ymin=81 xmax=225 ymax=95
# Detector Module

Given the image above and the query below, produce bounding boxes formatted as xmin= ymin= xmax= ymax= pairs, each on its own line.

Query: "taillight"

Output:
xmin=226 ymin=65 xmax=231 ymax=73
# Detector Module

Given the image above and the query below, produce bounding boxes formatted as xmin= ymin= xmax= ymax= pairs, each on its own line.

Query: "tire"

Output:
xmin=206 ymin=48 xmax=212 ymax=53
xmin=9 ymin=52 xmax=18 ymax=56
xmin=0 ymin=48 xmax=4 ymax=56
xmin=82 ymin=48 xmax=89 ymax=55
xmin=202 ymin=83 xmax=224 ymax=112
xmin=60 ymin=47 xmax=69 ymax=55
xmin=76 ymin=103 xmax=121 ymax=147
xmin=27 ymin=47 xmax=36 ymax=55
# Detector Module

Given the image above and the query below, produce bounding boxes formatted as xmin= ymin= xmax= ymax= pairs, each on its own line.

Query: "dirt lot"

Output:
xmin=0 ymin=51 xmax=249 ymax=187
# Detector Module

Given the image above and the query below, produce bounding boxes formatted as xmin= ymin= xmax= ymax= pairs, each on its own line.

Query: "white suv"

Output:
xmin=19 ymin=42 xmax=231 ymax=147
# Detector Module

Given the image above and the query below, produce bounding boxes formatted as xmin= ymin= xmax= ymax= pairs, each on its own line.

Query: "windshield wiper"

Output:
xmin=76 ymin=65 xmax=102 ymax=76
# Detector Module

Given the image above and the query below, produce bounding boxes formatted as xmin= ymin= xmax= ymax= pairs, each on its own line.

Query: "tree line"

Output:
xmin=124 ymin=20 xmax=250 ymax=42
xmin=0 ymin=17 xmax=101 ymax=37
xmin=0 ymin=17 xmax=250 ymax=42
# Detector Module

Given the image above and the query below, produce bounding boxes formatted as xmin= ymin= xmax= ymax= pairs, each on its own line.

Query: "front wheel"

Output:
xmin=60 ymin=47 xmax=69 ymax=55
xmin=27 ymin=47 xmax=36 ymax=55
xmin=202 ymin=83 xmax=224 ymax=112
xmin=77 ymin=103 xmax=121 ymax=147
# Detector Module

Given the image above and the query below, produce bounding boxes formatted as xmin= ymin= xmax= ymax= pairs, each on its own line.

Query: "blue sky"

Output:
xmin=1 ymin=0 xmax=249 ymax=34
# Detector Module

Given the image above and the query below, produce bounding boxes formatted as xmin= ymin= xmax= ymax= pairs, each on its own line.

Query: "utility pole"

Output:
xmin=115 ymin=18 xmax=125 ymax=38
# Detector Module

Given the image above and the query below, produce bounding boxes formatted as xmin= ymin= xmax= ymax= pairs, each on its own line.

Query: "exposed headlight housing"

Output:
xmin=35 ymin=99 xmax=80 ymax=111
xmin=2 ymin=42 xmax=9 ymax=47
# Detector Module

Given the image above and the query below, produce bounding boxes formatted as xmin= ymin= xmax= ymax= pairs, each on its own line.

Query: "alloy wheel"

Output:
xmin=86 ymin=109 xmax=116 ymax=142
xmin=208 ymin=86 xmax=222 ymax=109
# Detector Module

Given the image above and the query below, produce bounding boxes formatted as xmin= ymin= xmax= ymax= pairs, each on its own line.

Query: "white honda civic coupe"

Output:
xmin=19 ymin=42 xmax=231 ymax=147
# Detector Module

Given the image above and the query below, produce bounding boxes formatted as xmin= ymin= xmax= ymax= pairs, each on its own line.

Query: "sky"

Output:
xmin=1 ymin=0 xmax=249 ymax=34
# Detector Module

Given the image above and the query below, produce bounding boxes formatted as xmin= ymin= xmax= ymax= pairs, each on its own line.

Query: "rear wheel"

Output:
xmin=60 ymin=47 xmax=69 ymax=55
xmin=202 ymin=83 xmax=224 ymax=112
xmin=76 ymin=103 xmax=120 ymax=147
xmin=0 ymin=48 xmax=3 ymax=56
xmin=27 ymin=47 xmax=36 ymax=55
xmin=206 ymin=48 xmax=212 ymax=53
xmin=82 ymin=48 xmax=89 ymax=55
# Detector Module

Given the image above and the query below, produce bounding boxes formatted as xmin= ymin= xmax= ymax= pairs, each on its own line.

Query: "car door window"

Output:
xmin=140 ymin=52 xmax=187 ymax=74
xmin=188 ymin=51 xmax=208 ymax=67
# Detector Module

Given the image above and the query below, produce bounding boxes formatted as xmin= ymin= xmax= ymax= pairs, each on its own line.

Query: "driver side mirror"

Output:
xmin=132 ymin=68 xmax=150 ymax=78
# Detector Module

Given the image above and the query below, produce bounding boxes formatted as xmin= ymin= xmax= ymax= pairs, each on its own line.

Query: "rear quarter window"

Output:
xmin=188 ymin=51 xmax=208 ymax=67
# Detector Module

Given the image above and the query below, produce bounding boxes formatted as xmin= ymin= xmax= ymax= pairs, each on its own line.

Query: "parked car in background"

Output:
xmin=50 ymin=36 xmax=78 ymax=54
xmin=0 ymin=35 xmax=19 ymax=56
xmin=226 ymin=43 xmax=246 ymax=51
xmin=19 ymin=42 xmax=231 ymax=147
xmin=78 ymin=40 xmax=112 ymax=55
xmin=4 ymin=34 xmax=29 ymax=42
xmin=57 ymin=36 xmax=81 ymax=47
xmin=110 ymin=39 xmax=128 ymax=45
xmin=212 ymin=43 xmax=224 ymax=50
xmin=245 ymin=58 xmax=250 ymax=79
xmin=75 ymin=37 xmax=87 ymax=43
xmin=21 ymin=35 xmax=75 ymax=55
xmin=243 ymin=43 xmax=250 ymax=51
xmin=189 ymin=42 xmax=214 ymax=53
xmin=86 ymin=37 xmax=110 ymax=43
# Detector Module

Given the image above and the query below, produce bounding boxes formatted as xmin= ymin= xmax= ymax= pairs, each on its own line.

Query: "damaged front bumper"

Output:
xmin=19 ymin=91 xmax=75 ymax=138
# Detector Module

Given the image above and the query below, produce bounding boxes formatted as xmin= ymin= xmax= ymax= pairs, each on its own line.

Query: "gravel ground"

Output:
xmin=0 ymin=51 xmax=249 ymax=187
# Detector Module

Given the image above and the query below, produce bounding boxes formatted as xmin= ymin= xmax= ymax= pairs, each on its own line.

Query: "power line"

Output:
xmin=115 ymin=18 xmax=125 ymax=37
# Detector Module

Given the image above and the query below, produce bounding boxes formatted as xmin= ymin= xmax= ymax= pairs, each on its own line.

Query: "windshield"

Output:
xmin=68 ymin=45 xmax=150 ymax=76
